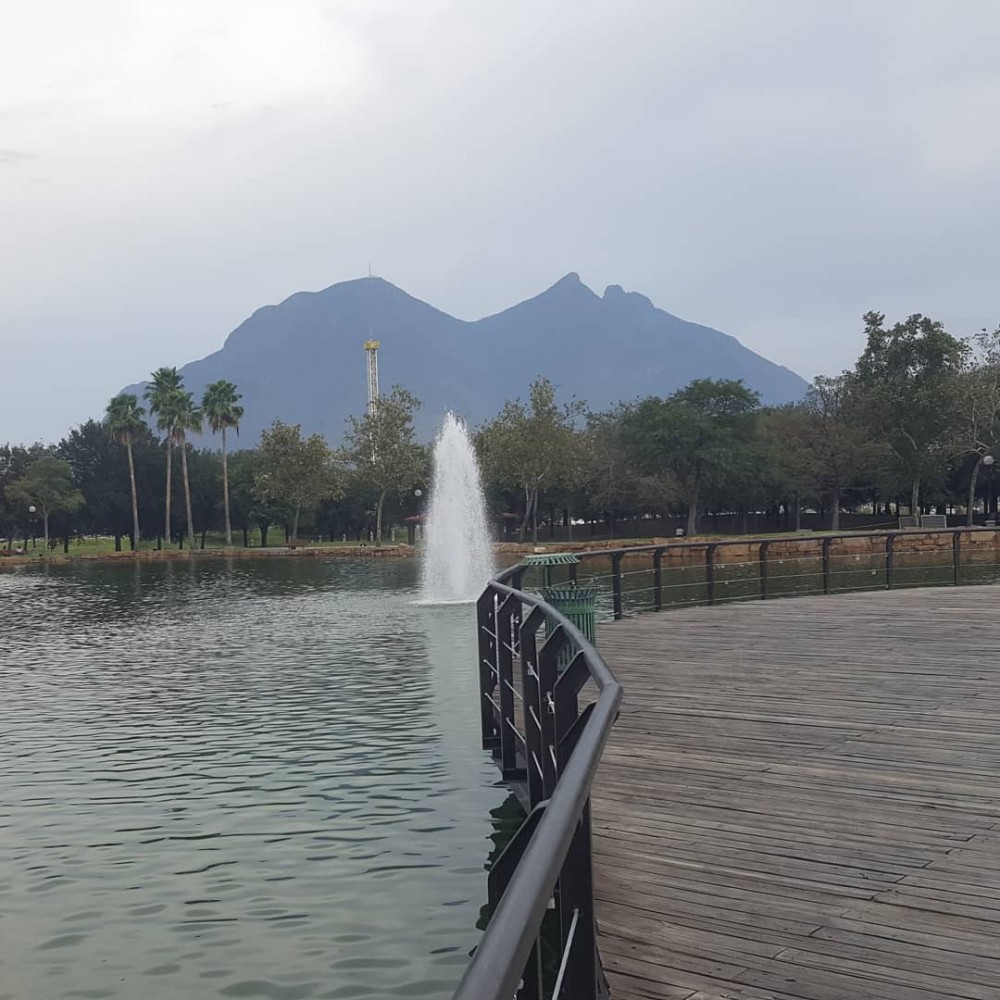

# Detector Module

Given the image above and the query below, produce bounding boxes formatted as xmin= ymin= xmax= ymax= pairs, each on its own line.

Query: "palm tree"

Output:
xmin=104 ymin=393 xmax=146 ymax=550
xmin=144 ymin=367 xmax=183 ymax=544
xmin=173 ymin=390 xmax=202 ymax=546
xmin=202 ymin=380 xmax=244 ymax=545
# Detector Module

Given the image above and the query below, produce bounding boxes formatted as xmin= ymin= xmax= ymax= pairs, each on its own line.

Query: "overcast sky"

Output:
xmin=3 ymin=1 xmax=999 ymax=443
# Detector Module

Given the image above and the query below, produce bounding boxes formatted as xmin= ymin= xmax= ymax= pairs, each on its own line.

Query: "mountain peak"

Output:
xmin=121 ymin=273 xmax=807 ymax=444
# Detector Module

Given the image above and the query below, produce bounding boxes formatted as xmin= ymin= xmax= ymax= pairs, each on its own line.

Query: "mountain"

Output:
xmin=122 ymin=273 xmax=808 ymax=443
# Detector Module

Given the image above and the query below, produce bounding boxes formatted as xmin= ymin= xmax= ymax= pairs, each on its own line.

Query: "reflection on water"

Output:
xmin=0 ymin=559 xmax=505 ymax=999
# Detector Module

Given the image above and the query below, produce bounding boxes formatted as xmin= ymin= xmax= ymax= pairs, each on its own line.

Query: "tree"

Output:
xmin=104 ymin=393 xmax=146 ymax=548
xmin=173 ymin=391 xmax=202 ymax=546
xmin=476 ymin=377 xmax=584 ymax=542
xmin=8 ymin=456 xmax=83 ymax=549
xmin=255 ymin=420 xmax=341 ymax=538
xmin=800 ymin=377 xmax=890 ymax=530
xmin=0 ymin=443 xmax=46 ymax=550
xmin=344 ymin=386 xmax=425 ymax=543
xmin=621 ymin=379 xmax=760 ymax=535
xmin=202 ymin=380 xmax=244 ymax=545
xmin=144 ymin=367 xmax=183 ymax=543
xmin=853 ymin=311 xmax=968 ymax=514
xmin=954 ymin=327 xmax=1000 ymax=523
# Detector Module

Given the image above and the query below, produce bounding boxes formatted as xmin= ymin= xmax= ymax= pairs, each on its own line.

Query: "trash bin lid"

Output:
xmin=520 ymin=552 xmax=580 ymax=567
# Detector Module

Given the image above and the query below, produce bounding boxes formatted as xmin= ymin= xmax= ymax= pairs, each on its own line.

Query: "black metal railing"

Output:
xmin=452 ymin=565 xmax=622 ymax=1000
xmin=454 ymin=525 xmax=1000 ymax=999
xmin=561 ymin=526 xmax=1000 ymax=620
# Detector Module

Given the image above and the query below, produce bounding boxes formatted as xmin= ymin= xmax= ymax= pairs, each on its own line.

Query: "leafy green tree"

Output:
xmin=255 ymin=420 xmax=341 ymax=539
xmin=202 ymin=380 xmax=244 ymax=545
xmin=344 ymin=385 xmax=424 ymax=543
xmin=104 ymin=393 xmax=146 ymax=548
xmin=621 ymin=379 xmax=760 ymax=535
xmin=476 ymin=377 xmax=584 ymax=542
xmin=144 ymin=367 xmax=183 ymax=542
xmin=0 ymin=444 xmax=46 ymax=549
xmin=800 ymin=377 xmax=890 ymax=530
xmin=954 ymin=327 xmax=1000 ymax=522
xmin=8 ymin=455 xmax=84 ymax=549
xmin=853 ymin=311 xmax=968 ymax=514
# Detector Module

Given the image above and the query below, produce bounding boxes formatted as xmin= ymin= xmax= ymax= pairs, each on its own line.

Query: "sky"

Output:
xmin=3 ymin=0 xmax=1000 ymax=443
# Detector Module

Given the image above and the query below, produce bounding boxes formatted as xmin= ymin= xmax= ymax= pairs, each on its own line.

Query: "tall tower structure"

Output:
xmin=364 ymin=339 xmax=380 ymax=415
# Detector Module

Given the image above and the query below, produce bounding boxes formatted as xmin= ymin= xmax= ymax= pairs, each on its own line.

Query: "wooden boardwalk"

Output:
xmin=591 ymin=586 xmax=1000 ymax=1000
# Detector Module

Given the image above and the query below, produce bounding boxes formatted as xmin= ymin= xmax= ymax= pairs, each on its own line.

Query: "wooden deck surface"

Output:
xmin=591 ymin=586 xmax=1000 ymax=1000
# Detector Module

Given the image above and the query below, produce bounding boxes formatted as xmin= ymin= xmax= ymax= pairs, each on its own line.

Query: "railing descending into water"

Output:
xmin=453 ymin=526 xmax=1000 ymax=999
xmin=559 ymin=526 xmax=1000 ymax=620
xmin=452 ymin=565 xmax=622 ymax=1000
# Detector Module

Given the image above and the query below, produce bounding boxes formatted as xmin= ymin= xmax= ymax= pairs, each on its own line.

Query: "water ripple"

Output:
xmin=0 ymin=559 xmax=505 ymax=998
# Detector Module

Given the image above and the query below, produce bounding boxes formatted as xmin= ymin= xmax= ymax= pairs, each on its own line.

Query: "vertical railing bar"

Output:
xmin=611 ymin=553 xmax=623 ymax=620
xmin=953 ymin=529 xmax=961 ymax=587
xmin=653 ymin=548 xmax=663 ymax=611
xmin=759 ymin=540 xmax=769 ymax=600
xmin=821 ymin=537 xmax=832 ymax=595
xmin=886 ymin=533 xmax=895 ymax=590
xmin=496 ymin=597 xmax=519 ymax=776
xmin=705 ymin=544 xmax=717 ymax=606
xmin=551 ymin=907 xmax=580 ymax=999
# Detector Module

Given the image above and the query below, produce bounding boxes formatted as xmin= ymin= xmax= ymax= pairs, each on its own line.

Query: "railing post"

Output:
xmin=705 ymin=544 xmax=717 ymax=606
xmin=568 ymin=561 xmax=578 ymax=584
xmin=496 ymin=595 xmax=520 ymax=779
xmin=821 ymin=537 xmax=832 ymax=595
xmin=519 ymin=607 xmax=547 ymax=810
xmin=953 ymin=530 xmax=961 ymax=586
xmin=555 ymin=800 xmax=599 ymax=1000
xmin=653 ymin=548 xmax=663 ymax=611
xmin=758 ymin=541 xmax=769 ymax=600
xmin=477 ymin=588 xmax=500 ymax=751
xmin=537 ymin=624 xmax=567 ymax=796
xmin=885 ymin=533 xmax=895 ymax=590
xmin=611 ymin=553 xmax=623 ymax=620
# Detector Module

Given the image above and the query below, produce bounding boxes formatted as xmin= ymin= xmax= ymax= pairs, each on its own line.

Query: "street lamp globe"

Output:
xmin=414 ymin=489 xmax=422 ymax=498
xmin=984 ymin=456 xmax=995 ymax=467
xmin=28 ymin=505 xmax=36 ymax=514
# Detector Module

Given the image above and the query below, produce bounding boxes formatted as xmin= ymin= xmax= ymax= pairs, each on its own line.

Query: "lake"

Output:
xmin=0 ymin=558 xmax=507 ymax=1000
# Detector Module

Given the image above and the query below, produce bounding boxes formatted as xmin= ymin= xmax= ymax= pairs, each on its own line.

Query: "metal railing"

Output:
xmin=453 ymin=526 xmax=999 ymax=999
xmin=557 ymin=526 xmax=1000 ymax=620
xmin=452 ymin=565 xmax=622 ymax=1000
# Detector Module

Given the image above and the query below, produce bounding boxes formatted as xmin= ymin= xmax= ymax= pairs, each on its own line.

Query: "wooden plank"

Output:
xmin=592 ymin=586 xmax=1000 ymax=999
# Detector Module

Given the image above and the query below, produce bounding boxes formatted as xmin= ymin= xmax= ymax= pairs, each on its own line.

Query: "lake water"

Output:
xmin=0 ymin=558 xmax=507 ymax=1000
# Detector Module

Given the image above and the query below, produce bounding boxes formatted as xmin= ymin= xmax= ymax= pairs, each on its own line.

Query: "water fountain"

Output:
xmin=419 ymin=412 xmax=496 ymax=603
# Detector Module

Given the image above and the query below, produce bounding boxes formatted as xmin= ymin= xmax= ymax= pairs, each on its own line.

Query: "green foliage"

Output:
xmin=344 ymin=386 xmax=425 ymax=542
xmin=7 ymin=455 xmax=84 ymax=547
xmin=621 ymin=379 xmax=760 ymax=535
xmin=853 ymin=312 xmax=968 ymax=511
xmin=255 ymin=420 xmax=342 ymax=538
xmin=476 ymin=377 xmax=584 ymax=541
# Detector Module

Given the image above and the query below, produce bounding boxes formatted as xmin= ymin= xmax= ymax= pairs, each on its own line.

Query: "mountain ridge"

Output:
xmin=121 ymin=274 xmax=808 ymax=443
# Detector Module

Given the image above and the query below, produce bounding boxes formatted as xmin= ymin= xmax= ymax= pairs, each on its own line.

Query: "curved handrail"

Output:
xmin=452 ymin=573 xmax=623 ymax=1000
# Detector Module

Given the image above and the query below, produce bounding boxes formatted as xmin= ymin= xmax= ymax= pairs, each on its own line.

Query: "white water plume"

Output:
xmin=419 ymin=412 xmax=495 ymax=604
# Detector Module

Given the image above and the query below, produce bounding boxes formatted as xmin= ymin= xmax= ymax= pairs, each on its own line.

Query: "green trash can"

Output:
xmin=541 ymin=584 xmax=598 ymax=646
xmin=519 ymin=552 xmax=598 ymax=670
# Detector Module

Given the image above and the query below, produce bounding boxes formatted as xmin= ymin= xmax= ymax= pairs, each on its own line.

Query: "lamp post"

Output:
xmin=984 ymin=455 xmax=995 ymax=526
xmin=27 ymin=505 xmax=36 ymax=549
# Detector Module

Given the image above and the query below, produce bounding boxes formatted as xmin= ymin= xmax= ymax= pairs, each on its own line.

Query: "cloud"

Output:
xmin=0 ymin=148 xmax=34 ymax=165
xmin=1 ymin=1 xmax=999 ymax=443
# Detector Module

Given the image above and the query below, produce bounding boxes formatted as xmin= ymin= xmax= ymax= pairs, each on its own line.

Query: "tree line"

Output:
xmin=0 ymin=370 xmax=426 ymax=552
xmin=3 ymin=311 xmax=1000 ymax=551
xmin=475 ymin=313 xmax=1000 ymax=540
